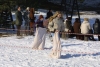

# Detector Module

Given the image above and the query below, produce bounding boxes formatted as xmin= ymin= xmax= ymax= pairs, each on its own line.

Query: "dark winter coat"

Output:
xmin=29 ymin=8 xmax=35 ymax=23
xmin=15 ymin=10 xmax=23 ymax=25
xmin=36 ymin=19 xmax=44 ymax=28
xmin=64 ymin=19 xmax=72 ymax=32
xmin=46 ymin=11 xmax=53 ymax=19
xmin=23 ymin=10 xmax=29 ymax=21
xmin=73 ymin=21 xmax=81 ymax=33
xmin=93 ymin=23 xmax=100 ymax=34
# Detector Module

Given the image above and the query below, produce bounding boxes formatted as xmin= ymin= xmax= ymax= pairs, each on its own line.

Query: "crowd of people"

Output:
xmin=15 ymin=6 xmax=35 ymax=36
xmin=15 ymin=6 xmax=100 ymax=59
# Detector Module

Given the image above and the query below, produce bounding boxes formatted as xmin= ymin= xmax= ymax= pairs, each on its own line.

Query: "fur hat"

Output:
xmin=84 ymin=18 xmax=89 ymax=21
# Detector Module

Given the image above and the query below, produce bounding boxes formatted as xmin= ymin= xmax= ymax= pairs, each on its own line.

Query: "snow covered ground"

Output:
xmin=0 ymin=9 xmax=100 ymax=67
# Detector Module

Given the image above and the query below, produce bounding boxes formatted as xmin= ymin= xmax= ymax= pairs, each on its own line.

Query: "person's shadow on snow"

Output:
xmin=61 ymin=44 xmax=82 ymax=47
xmin=61 ymin=52 xmax=100 ymax=59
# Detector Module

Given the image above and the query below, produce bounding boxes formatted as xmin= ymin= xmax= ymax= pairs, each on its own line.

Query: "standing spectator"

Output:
xmin=88 ymin=29 xmax=95 ymax=41
xmin=64 ymin=17 xmax=74 ymax=39
xmin=49 ymin=11 xmax=65 ymax=59
xmin=80 ymin=18 xmax=91 ymax=41
xmin=15 ymin=6 xmax=23 ymax=36
xmin=73 ymin=18 xmax=81 ymax=39
xmin=46 ymin=9 xmax=53 ymax=19
xmin=32 ymin=15 xmax=47 ymax=50
xmin=23 ymin=7 xmax=30 ymax=35
xmin=29 ymin=8 xmax=35 ymax=35
xmin=93 ymin=18 xmax=100 ymax=41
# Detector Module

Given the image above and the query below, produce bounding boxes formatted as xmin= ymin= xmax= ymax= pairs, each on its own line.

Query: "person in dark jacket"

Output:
xmin=88 ymin=29 xmax=95 ymax=41
xmin=64 ymin=17 xmax=74 ymax=38
xmin=23 ymin=7 xmax=30 ymax=35
xmin=36 ymin=15 xmax=44 ymax=28
xmin=32 ymin=15 xmax=47 ymax=50
xmin=45 ymin=9 xmax=53 ymax=19
xmin=73 ymin=18 xmax=81 ymax=39
xmin=93 ymin=18 xmax=100 ymax=41
xmin=15 ymin=6 xmax=23 ymax=36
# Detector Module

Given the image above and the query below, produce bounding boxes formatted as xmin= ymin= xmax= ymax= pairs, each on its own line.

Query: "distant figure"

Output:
xmin=73 ymin=18 xmax=81 ymax=40
xmin=93 ymin=18 xmax=100 ymax=41
xmin=80 ymin=18 xmax=91 ymax=41
xmin=29 ymin=8 xmax=35 ymax=35
xmin=88 ymin=29 xmax=95 ymax=41
xmin=46 ymin=9 xmax=53 ymax=19
xmin=32 ymin=15 xmax=48 ymax=50
xmin=64 ymin=17 xmax=74 ymax=39
xmin=15 ymin=6 xmax=23 ymax=36
xmin=23 ymin=7 xmax=30 ymax=35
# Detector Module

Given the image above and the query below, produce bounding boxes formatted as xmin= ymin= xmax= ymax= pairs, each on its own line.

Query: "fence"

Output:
xmin=0 ymin=28 xmax=99 ymax=55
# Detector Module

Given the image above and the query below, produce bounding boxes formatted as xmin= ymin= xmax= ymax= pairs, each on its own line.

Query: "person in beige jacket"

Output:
xmin=48 ymin=12 xmax=59 ymax=41
xmin=48 ymin=11 xmax=65 ymax=59
xmin=80 ymin=18 xmax=91 ymax=41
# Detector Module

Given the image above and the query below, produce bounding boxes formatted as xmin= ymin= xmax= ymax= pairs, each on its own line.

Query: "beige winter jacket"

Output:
xmin=48 ymin=17 xmax=65 ymax=32
xmin=48 ymin=21 xmax=55 ymax=32
xmin=80 ymin=20 xmax=91 ymax=34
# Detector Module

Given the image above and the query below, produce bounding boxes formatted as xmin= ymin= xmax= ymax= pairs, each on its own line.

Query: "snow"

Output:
xmin=0 ymin=9 xmax=100 ymax=67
